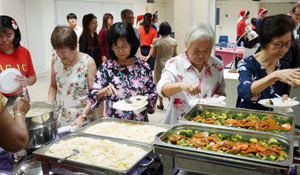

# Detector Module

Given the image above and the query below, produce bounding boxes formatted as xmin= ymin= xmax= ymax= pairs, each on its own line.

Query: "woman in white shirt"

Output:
xmin=157 ymin=23 xmax=226 ymax=125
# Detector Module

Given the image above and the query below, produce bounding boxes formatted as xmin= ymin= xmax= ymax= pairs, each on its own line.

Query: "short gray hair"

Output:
xmin=185 ymin=23 xmax=215 ymax=48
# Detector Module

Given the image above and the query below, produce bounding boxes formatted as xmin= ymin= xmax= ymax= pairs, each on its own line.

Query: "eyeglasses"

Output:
xmin=271 ymin=41 xmax=292 ymax=49
xmin=111 ymin=45 xmax=130 ymax=52
xmin=55 ymin=49 xmax=70 ymax=54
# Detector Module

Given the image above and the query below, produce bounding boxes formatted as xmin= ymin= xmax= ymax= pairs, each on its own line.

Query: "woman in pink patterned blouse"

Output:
xmin=157 ymin=23 xmax=226 ymax=125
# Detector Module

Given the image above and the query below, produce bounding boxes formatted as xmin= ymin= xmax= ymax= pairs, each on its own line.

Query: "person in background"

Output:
xmin=139 ymin=13 xmax=157 ymax=70
xmin=88 ymin=22 xmax=157 ymax=122
xmin=151 ymin=11 xmax=159 ymax=36
xmin=99 ymin=13 xmax=113 ymax=62
xmin=79 ymin=14 xmax=101 ymax=69
xmin=0 ymin=95 xmax=30 ymax=151
xmin=66 ymin=13 xmax=82 ymax=42
xmin=49 ymin=26 xmax=97 ymax=128
xmin=146 ymin=22 xmax=177 ymax=110
xmin=121 ymin=9 xmax=143 ymax=58
xmin=250 ymin=18 xmax=257 ymax=31
xmin=236 ymin=10 xmax=250 ymax=46
xmin=237 ymin=14 xmax=300 ymax=111
xmin=290 ymin=6 xmax=300 ymax=44
xmin=256 ymin=8 xmax=268 ymax=30
xmin=157 ymin=23 xmax=225 ymax=125
xmin=0 ymin=15 xmax=36 ymax=106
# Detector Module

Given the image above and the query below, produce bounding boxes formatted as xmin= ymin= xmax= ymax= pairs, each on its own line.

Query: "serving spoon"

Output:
xmin=57 ymin=149 xmax=79 ymax=163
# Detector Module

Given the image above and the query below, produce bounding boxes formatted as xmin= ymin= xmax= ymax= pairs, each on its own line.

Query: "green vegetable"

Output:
xmin=250 ymin=138 xmax=258 ymax=143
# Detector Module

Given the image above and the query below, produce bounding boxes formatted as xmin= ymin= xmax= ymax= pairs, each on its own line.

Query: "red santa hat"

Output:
xmin=297 ymin=1 xmax=300 ymax=7
xmin=258 ymin=8 xmax=268 ymax=16
xmin=237 ymin=10 xmax=249 ymax=23
xmin=136 ymin=15 xmax=144 ymax=25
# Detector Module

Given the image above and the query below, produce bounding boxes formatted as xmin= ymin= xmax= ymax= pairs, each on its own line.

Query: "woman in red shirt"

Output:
xmin=138 ymin=13 xmax=157 ymax=70
xmin=99 ymin=13 xmax=113 ymax=62
xmin=0 ymin=15 xmax=36 ymax=106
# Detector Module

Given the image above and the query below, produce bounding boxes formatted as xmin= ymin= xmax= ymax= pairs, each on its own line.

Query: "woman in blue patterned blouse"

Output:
xmin=88 ymin=22 xmax=157 ymax=121
xmin=237 ymin=14 xmax=300 ymax=110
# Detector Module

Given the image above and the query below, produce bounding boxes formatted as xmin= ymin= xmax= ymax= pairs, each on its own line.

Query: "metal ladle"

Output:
xmin=57 ymin=149 xmax=79 ymax=163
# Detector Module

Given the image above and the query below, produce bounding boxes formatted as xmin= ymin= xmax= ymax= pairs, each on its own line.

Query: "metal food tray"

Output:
xmin=153 ymin=124 xmax=293 ymax=175
xmin=33 ymin=133 xmax=153 ymax=175
xmin=78 ymin=117 xmax=171 ymax=144
xmin=179 ymin=104 xmax=295 ymax=136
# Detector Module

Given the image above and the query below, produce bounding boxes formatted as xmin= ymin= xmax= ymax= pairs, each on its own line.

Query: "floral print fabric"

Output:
xmin=157 ymin=53 xmax=225 ymax=125
xmin=54 ymin=54 xmax=91 ymax=126
xmin=88 ymin=58 xmax=157 ymax=121
xmin=237 ymin=56 xmax=289 ymax=110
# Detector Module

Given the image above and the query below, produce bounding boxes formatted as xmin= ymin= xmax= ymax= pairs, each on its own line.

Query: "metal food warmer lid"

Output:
xmin=78 ymin=117 xmax=171 ymax=144
xmin=179 ymin=104 xmax=294 ymax=136
xmin=33 ymin=133 xmax=153 ymax=175
xmin=153 ymin=124 xmax=293 ymax=170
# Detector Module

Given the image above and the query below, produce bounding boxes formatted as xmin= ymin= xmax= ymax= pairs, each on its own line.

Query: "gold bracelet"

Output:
xmin=14 ymin=113 xmax=24 ymax=118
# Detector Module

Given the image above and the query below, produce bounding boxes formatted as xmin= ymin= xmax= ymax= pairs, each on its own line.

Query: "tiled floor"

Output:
xmin=27 ymin=73 xmax=168 ymax=124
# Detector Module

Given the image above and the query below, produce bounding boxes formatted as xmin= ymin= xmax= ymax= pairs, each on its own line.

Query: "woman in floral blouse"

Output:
xmin=237 ymin=14 xmax=300 ymax=110
xmin=48 ymin=26 xmax=97 ymax=127
xmin=88 ymin=22 xmax=157 ymax=121
xmin=157 ymin=23 xmax=225 ymax=125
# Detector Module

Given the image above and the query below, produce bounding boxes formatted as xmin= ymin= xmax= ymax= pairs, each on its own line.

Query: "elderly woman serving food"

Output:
xmin=157 ymin=23 xmax=225 ymax=125
xmin=237 ymin=14 xmax=300 ymax=111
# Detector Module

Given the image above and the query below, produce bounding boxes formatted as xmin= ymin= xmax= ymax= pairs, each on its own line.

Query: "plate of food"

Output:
xmin=189 ymin=96 xmax=226 ymax=106
xmin=113 ymin=95 xmax=148 ymax=111
xmin=258 ymin=98 xmax=299 ymax=109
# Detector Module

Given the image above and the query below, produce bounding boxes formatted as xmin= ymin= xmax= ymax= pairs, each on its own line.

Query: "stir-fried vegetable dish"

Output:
xmin=185 ymin=110 xmax=292 ymax=133
xmin=166 ymin=129 xmax=288 ymax=161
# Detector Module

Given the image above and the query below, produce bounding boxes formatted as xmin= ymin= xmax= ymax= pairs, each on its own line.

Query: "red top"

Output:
xmin=0 ymin=46 xmax=36 ymax=96
xmin=138 ymin=26 xmax=157 ymax=46
xmin=237 ymin=19 xmax=247 ymax=37
xmin=98 ymin=28 xmax=109 ymax=59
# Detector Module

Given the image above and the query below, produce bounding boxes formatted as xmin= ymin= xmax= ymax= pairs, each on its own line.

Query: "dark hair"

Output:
xmin=245 ymin=11 xmax=250 ymax=16
xmin=66 ymin=13 xmax=77 ymax=20
xmin=121 ymin=9 xmax=133 ymax=19
xmin=0 ymin=15 xmax=21 ymax=48
xmin=51 ymin=25 xmax=77 ymax=50
xmin=107 ymin=22 xmax=140 ymax=60
xmin=102 ymin=13 xmax=113 ymax=30
xmin=141 ymin=13 xmax=152 ymax=33
xmin=258 ymin=14 xmax=295 ymax=48
xmin=158 ymin=22 xmax=171 ymax=36
xmin=251 ymin=18 xmax=257 ymax=26
xmin=80 ymin=14 xmax=99 ymax=45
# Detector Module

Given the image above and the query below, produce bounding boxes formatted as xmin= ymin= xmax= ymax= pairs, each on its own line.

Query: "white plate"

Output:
xmin=0 ymin=68 xmax=21 ymax=93
xmin=258 ymin=98 xmax=299 ymax=109
xmin=189 ymin=98 xmax=226 ymax=107
xmin=113 ymin=99 xmax=148 ymax=111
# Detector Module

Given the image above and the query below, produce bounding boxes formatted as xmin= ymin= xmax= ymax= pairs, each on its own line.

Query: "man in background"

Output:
xmin=121 ymin=9 xmax=143 ymax=58
xmin=66 ymin=13 xmax=82 ymax=42
xmin=256 ymin=8 xmax=268 ymax=30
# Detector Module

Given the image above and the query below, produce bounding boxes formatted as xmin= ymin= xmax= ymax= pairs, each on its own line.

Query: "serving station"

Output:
xmin=6 ymin=102 xmax=300 ymax=175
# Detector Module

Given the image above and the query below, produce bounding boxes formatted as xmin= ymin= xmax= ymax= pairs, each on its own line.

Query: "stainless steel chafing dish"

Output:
xmin=78 ymin=117 xmax=171 ymax=144
xmin=153 ymin=124 xmax=293 ymax=175
xmin=33 ymin=133 xmax=153 ymax=175
xmin=8 ymin=101 xmax=57 ymax=150
xmin=179 ymin=104 xmax=295 ymax=136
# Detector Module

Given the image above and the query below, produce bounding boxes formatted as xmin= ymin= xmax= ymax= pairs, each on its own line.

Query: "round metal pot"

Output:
xmin=8 ymin=101 xmax=58 ymax=150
